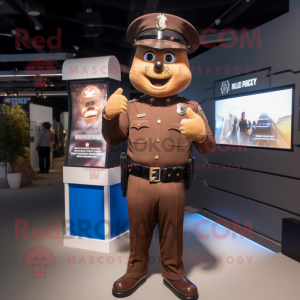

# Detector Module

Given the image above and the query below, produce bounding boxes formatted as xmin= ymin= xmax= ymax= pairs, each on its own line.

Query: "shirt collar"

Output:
xmin=143 ymin=94 xmax=178 ymax=106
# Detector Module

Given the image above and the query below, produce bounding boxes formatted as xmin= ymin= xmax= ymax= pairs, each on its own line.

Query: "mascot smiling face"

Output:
xmin=80 ymin=86 xmax=102 ymax=123
xmin=129 ymin=47 xmax=192 ymax=98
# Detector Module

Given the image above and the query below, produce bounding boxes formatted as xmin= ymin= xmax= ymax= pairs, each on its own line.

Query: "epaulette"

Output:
xmin=178 ymin=96 xmax=198 ymax=107
xmin=129 ymin=98 xmax=140 ymax=103
xmin=138 ymin=94 xmax=148 ymax=101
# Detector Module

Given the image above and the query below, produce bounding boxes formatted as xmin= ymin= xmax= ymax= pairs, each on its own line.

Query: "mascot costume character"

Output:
xmin=102 ymin=13 xmax=216 ymax=300
xmin=80 ymin=85 xmax=102 ymax=124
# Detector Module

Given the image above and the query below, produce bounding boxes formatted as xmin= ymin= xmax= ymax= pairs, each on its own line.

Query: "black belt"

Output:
xmin=128 ymin=161 xmax=186 ymax=183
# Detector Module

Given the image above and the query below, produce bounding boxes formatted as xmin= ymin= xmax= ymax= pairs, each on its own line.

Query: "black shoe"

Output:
xmin=38 ymin=171 xmax=45 ymax=174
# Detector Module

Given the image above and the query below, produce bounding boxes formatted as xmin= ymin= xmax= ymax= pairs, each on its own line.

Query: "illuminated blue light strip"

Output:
xmin=196 ymin=213 xmax=276 ymax=253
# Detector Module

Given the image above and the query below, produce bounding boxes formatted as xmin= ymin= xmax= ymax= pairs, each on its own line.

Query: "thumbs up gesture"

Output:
xmin=104 ymin=88 xmax=128 ymax=119
xmin=180 ymin=107 xmax=206 ymax=142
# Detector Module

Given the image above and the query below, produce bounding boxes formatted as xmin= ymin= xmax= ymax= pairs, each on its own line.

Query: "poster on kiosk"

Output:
xmin=62 ymin=56 xmax=129 ymax=253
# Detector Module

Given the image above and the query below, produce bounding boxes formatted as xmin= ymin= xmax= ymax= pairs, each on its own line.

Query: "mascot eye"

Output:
xmin=91 ymin=101 xmax=96 ymax=106
xmin=144 ymin=51 xmax=155 ymax=62
xmin=164 ymin=52 xmax=175 ymax=63
xmin=42 ymin=257 xmax=46 ymax=260
xmin=85 ymin=102 xmax=90 ymax=107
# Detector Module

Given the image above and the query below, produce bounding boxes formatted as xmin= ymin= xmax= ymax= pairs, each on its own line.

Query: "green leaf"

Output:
xmin=0 ymin=104 xmax=30 ymax=168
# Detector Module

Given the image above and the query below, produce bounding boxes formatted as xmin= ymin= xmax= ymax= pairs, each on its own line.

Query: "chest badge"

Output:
xmin=177 ymin=103 xmax=186 ymax=116
xmin=137 ymin=113 xmax=146 ymax=118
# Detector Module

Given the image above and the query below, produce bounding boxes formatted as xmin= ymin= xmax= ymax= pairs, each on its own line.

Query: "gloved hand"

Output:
xmin=180 ymin=107 xmax=206 ymax=142
xmin=104 ymin=88 xmax=128 ymax=119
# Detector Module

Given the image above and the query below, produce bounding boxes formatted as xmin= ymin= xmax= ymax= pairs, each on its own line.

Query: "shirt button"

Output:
xmin=157 ymin=120 xmax=161 ymax=124
xmin=156 ymin=138 xmax=160 ymax=143
xmin=155 ymin=155 xmax=159 ymax=160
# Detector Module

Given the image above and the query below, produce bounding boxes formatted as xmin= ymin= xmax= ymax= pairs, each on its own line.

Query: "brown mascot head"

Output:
xmin=80 ymin=85 xmax=102 ymax=123
xmin=127 ymin=13 xmax=200 ymax=98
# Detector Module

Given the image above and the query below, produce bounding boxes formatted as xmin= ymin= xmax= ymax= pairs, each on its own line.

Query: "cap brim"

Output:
xmin=134 ymin=39 xmax=190 ymax=52
xmin=127 ymin=13 xmax=200 ymax=54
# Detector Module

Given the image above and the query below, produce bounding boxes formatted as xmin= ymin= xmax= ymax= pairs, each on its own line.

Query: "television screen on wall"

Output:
xmin=66 ymin=79 xmax=108 ymax=167
xmin=215 ymin=87 xmax=293 ymax=149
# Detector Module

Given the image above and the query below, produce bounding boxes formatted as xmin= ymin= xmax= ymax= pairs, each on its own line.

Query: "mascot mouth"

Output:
xmin=146 ymin=76 xmax=170 ymax=87
xmin=85 ymin=110 xmax=97 ymax=118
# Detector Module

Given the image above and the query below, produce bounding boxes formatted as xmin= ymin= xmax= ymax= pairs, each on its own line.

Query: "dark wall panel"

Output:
xmin=193 ymin=163 xmax=300 ymax=215
xmin=184 ymin=6 xmax=300 ymax=246
xmin=186 ymin=179 xmax=300 ymax=243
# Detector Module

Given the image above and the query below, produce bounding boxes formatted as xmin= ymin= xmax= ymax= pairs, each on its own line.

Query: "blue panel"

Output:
xmin=110 ymin=183 xmax=129 ymax=239
xmin=69 ymin=184 xmax=105 ymax=240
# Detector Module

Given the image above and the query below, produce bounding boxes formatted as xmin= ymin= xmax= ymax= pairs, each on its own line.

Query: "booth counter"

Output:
xmin=62 ymin=56 xmax=129 ymax=253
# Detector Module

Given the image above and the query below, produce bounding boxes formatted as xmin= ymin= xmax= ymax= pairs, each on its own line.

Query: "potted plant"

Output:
xmin=0 ymin=104 xmax=30 ymax=189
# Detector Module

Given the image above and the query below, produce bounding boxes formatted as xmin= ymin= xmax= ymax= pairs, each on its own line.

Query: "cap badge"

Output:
xmin=85 ymin=88 xmax=95 ymax=97
xmin=177 ymin=103 xmax=186 ymax=116
xmin=156 ymin=14 xmax=167 ymax=31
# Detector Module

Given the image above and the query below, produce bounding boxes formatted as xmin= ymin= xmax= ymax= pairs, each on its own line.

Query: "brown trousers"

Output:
xmin=125 ymin=174 xmax=186 ymax=280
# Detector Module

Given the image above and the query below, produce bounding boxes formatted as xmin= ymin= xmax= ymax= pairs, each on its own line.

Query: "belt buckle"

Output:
xmin=149 ymin=167 xmax=160 ymax=182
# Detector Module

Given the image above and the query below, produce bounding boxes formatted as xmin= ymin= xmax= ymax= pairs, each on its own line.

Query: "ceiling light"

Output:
xmin=5 ymin=92 xmax=8 ymax=96
xmin=25 ymin=0 xmax=45 ymax=16
xmin=0 ymin=28 xmax=15 ymax=37
xmin=86 ymin=8 xmax=92 ymax=13
xmin=215 ymin=19 xmax=221 ymax=25
xmin=73 ymin=52 xmax=77 ymax=57
xmin=77 ymin=12 xmax=101 ymax=26
xmin=74 ymin=45 xmax=79 ymax=51
xmin=13 ymin=91 xmax=18 ymax=96
xmin=28 ymin=10 xmax=40 ymax=16
xmin=82 ymin=26 xmax=103 ymax=37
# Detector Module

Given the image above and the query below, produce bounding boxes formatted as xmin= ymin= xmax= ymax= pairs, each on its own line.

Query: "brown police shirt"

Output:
xmin=102 ymin=94 xmax=215 ymax=168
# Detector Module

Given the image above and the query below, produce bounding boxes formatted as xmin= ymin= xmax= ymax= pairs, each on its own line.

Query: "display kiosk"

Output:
xmin=62 ymin=56 xmax=129 ymax=253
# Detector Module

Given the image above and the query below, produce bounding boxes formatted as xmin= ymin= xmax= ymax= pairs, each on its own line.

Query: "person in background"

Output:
xmin=36 ymin=122 xmax=51 ymax=174
xmin=236 ymin=112 xmax=252 ymax=145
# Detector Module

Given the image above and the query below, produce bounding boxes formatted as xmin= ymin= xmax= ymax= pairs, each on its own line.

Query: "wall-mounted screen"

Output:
xmin=66 ymin=79 xmax=107 ymax=167
xmin=215 ymin=88 xmax=293 ymax=149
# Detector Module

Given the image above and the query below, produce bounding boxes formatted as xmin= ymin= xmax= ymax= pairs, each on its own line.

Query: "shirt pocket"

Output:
xmin=168 ymin=121 xmax=190 ymax=147
xmin=129 ymin=119 xmax=150 ymax=144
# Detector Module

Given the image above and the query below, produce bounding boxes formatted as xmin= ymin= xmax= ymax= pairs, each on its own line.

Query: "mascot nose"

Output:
xmin=154 ymin=61 xmax=164 ymax=73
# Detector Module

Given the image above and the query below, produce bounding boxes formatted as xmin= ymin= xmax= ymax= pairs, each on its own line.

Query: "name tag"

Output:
xmin=137 ymin=113 xmax=146 ymax=118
